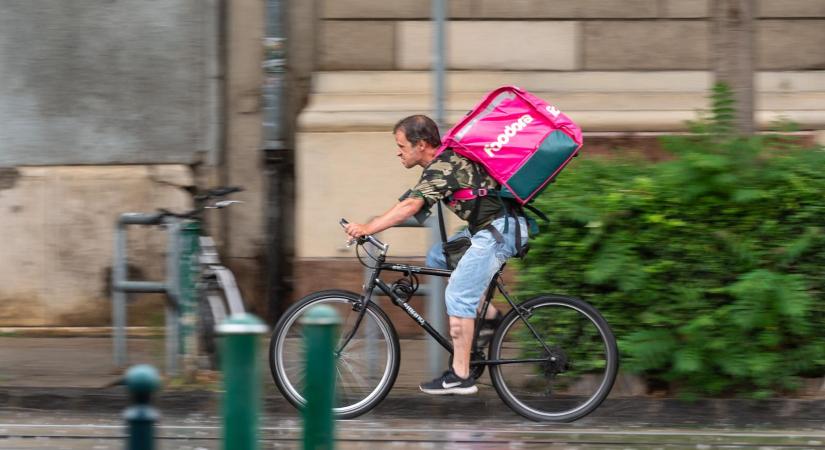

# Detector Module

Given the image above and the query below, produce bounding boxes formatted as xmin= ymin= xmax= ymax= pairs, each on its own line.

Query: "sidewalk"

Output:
xmin=1 ymin=336 xmax=824 ymax=430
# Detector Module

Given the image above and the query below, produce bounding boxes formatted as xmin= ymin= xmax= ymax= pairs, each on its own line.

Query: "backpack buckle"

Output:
xmin=476 ymin=188 xmax=488 ymax=197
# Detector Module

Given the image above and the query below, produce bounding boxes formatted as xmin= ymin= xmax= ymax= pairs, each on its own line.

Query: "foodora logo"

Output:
xmin=484 ymin=114 xmax=533 ymax=157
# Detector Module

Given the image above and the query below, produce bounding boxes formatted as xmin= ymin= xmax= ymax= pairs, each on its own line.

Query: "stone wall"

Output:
xmin=0 ymin=0 xmax=268 ymax=326
xmin=0 ymin=166 xmax=193 ymax=326
xmin=0 ymin=0 xmax=219 ymax=165
xmin=317 ymin=0 xmax=825 ymax=71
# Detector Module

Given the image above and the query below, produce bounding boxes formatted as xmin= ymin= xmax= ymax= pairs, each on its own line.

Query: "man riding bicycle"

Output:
xmin=344 ymin=114 xmax=529 ymax=395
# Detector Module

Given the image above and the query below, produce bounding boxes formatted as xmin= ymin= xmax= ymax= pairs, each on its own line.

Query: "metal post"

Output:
xmin=165 ymin=221 xmax=182 ymax=376
xmin=263 ymin=0 xmax=290 ymax=324
xmin=113 ymin=223 xmax=128 ymax=367
xmin=301 ymin=305 xmax=340 ymax=450
xmin=429 ymin=0 xmax=448 ymax=377
xmin=124 ymin=364 xmax=161 ymax=450
xmin=217 ymin=314 xmax=269 ymax=450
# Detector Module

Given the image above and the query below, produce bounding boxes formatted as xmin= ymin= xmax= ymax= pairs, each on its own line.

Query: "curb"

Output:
xmin=0 ymin=327 xmax=164 ymax=338
xmin=2 ymin=387 xmax=825 ymax=429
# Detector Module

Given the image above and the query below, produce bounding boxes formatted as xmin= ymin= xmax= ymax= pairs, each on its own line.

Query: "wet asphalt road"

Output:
xmin=2 ymin=337 xmax=824 ymax=448
xmin=3 ymin=390 xmax=825 ymax=450
xmin=3 ymin=410 xmax=825 ymax=450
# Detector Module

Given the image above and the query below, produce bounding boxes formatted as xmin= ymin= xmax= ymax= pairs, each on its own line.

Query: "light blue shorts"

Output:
xmin=426 ymin=216 xmax=529 ymax=318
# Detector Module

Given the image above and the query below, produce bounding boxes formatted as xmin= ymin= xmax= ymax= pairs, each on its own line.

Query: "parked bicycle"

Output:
xmin=155 ymin=185 xmax=248 ymax=368
xmin=269 ymin=219 xmax=618 ymax=422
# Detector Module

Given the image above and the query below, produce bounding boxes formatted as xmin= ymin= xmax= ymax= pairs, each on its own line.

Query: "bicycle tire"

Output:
xmin=489 ymin=295 xmax=618 ymax=422
xmin=269 ymin=290 xmax=400 ymax=419
xmin=196 ymin=283 xmax=226 ymax=370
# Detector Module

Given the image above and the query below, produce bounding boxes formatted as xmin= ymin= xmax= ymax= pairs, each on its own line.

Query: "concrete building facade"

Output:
xmin=1 ymin=0 xmax=823 ymax=327
xmin=294 ymin=0 xmax=825 ymax=309
xmin=0 ymin=0 xmax=268 ymax=326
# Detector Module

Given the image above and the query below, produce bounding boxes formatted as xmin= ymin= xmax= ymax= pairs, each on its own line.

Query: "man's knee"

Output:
xmin=449 ymin=320 xmax=462 ymax=340
xmin=445 ymin=292 xmax=478 ymax=319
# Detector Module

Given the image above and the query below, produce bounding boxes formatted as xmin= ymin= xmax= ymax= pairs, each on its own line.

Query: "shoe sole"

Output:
xmin=419 ymin=385 xmax=479 ymax=395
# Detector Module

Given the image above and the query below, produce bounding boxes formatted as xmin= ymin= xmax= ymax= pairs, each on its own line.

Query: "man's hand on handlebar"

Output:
xmin=339 ymin=217 xmax=369 ymax=239
xmin=340 ymin=218 xmax=389 ymax=252
xmin=343 ymin=222 xmax=371 ymax=240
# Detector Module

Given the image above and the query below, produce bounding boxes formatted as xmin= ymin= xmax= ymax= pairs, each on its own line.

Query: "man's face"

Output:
xmin=395 ymin=130 xmax=423 ymax=169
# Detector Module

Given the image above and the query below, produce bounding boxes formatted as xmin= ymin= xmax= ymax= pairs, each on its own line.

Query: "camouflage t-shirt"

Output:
xmin=403 ymin=149 xmax=503 ymax=233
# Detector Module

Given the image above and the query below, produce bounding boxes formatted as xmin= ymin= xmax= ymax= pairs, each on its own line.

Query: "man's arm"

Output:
xmin=344 ymin=197 xmax=425 ymax=238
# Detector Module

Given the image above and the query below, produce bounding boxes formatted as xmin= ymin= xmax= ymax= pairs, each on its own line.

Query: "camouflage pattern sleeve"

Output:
xmin=401 ymin=150 xmax=502 ymax=230
xmin=409 ymin=157 xmax=458 ymax=208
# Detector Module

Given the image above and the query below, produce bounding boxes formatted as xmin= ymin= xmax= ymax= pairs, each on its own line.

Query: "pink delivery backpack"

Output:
xmin=437 ymin=86 xmax=583 ymax=206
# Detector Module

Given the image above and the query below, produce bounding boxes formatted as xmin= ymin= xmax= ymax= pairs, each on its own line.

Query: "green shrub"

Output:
xmin=517 ymin=85 xmax=825 ymax=398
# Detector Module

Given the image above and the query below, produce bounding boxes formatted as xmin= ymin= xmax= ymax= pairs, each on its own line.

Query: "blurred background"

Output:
xmin=1 ymin=0 xmax=824 ymax=396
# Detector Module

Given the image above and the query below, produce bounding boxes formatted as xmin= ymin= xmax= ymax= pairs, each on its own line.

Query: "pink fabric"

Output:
xmin=451 ymin=188 xmax=484 ymax=201
xmin=436 ymin=86 xmax=583 ymax=204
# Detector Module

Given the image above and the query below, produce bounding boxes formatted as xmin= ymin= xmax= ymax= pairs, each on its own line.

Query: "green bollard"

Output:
xmin=217 ymin=313 xmax=269 ymax=450
xmin=178 ymin=221 xmax=201 ymax=377
xmin=124 ymin=364 xmax=161 ymax=450
xmin=301 ymin=305 xmax=340 ymax=450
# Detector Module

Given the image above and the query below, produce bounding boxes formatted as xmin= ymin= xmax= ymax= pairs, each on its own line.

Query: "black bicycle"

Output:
xmin=268 ymin=219 xmax=618 ymax=422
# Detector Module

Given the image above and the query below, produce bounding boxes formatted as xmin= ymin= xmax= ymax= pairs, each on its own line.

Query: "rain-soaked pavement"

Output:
xmin=1 ymin=337 xmax=824 ymax=449
xmin=3 ymin=388 xmax=825 ymax=449
xmin=3 ymin=406 xmax=825 ymax=449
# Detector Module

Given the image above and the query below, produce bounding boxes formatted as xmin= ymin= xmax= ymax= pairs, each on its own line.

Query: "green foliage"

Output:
xmin=517 ymin=84 xmax=825 ymax=397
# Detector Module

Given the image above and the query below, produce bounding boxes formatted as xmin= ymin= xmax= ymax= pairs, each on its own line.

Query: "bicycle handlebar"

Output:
xmin=339 ymin=218 xmax=388 ymax=253
xmin=194 ymin=186 xmax=244 ymax=202
xmin=157 ymin=186 xmax=244 ymax=219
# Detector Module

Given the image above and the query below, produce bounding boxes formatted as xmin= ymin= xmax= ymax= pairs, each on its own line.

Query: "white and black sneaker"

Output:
xmin=419 ymin=369 xmax=478 ymax=395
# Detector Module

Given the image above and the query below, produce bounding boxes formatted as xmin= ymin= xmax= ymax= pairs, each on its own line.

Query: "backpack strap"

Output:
xmin=524 ymin=203 xmax=549 ymax=223
xmin=456 ymin=187 xmax=549 ymax=223
xmin=436 ymin=201 xmax=449 ymax=244
xmin=451 ymin=187 xmax=487 ymax=201
xmin=436 ymin=201 xmax=454 ymax=268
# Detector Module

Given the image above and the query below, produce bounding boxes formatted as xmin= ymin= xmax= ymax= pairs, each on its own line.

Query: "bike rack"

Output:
xmin=112 ymin=213 xmax=183 ymax=375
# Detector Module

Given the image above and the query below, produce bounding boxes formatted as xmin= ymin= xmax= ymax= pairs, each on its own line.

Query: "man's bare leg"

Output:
xmin=476 ymin=288 xmax=500 ymax=320
xmin=483 ymin=304 xmax=499 ymax=320
xmin=449 ymin=316 xmax=475 ymax=379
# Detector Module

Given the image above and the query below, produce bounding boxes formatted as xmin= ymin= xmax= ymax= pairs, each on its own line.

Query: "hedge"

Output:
xmin=517 ymin=85 xmax=825 ymax=398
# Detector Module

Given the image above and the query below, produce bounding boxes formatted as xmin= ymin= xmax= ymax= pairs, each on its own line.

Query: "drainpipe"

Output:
xmin=263 ymin=0 xmax=290 ymax=323
xmin=428 ymin=0 xmax=448 ymax=378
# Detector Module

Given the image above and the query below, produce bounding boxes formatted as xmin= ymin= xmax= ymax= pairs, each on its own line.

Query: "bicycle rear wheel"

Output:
xmin=269 ymin=290 xmax=400 ymax=419
xmin=197 ymin=281 xmax=227 ymax=370
xmin=490 ymin=295 xmax=618 ymax=422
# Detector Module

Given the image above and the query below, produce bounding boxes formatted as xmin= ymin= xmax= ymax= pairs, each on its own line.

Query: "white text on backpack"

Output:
xmin=483 ymin=114 xmax=533 ymax=157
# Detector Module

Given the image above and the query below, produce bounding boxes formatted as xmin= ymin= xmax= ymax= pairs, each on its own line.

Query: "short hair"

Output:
xmin=393 ymin=115 xmax=441 ymax=148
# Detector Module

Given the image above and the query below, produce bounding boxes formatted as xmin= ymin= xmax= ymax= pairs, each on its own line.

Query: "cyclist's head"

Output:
xmin=393 ymin=115 xmax=441 ymax=149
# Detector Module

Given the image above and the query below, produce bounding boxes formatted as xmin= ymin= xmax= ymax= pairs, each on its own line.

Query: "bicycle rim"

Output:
xmin=491 ymin=297 xmax=617 ymax=421
xmin=272 ymin=294 xmax=398 ymax=417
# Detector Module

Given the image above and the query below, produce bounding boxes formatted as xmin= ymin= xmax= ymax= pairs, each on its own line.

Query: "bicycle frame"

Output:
xmin=340 ymin=240 xmax=554 ymax=368
xmin=199 ymin=236 xmax=246 ymax=317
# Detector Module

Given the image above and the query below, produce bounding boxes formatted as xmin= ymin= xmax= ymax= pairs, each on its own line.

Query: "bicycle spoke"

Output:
xmin=491 ymin=296 xmax=617 ymax=421
xmin=270 ymin=292 xmax=399 ymax=418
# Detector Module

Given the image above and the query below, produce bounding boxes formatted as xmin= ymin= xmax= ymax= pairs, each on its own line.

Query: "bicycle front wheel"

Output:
xmin=269 ymin=290 xmax=400 ymax=419
xmin=490 ymin=295 xmax=618 ymax=422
